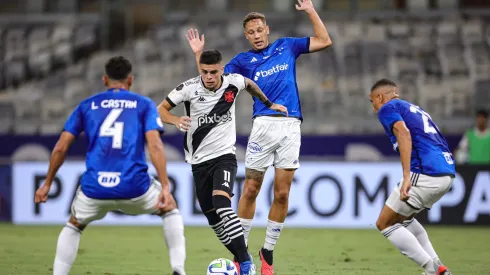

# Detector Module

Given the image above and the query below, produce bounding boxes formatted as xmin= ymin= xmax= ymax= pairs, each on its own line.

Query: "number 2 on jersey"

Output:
xmin=409 ymin=105 xmax=437 ymax=134
xmin=100 ymin=109 xmax=124 ymax=149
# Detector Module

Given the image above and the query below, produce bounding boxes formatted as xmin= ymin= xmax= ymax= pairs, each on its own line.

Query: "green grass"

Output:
xmin=0 ymin=224 xmax=487 ymax=274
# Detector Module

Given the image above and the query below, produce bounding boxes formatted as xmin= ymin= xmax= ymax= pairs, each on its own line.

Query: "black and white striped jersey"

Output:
xmin=166 ymin=73 xmax=247 ymax=164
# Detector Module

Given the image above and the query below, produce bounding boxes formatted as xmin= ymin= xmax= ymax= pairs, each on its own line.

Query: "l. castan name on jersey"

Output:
xmin=91 ymin=99 xmax=138 ymax=110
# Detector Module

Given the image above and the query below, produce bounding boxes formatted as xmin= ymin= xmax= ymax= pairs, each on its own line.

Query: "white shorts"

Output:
xmin=245 ymin=116 xmax=301 ymax=172
xmin=71 ymin=179 xmax=162 ymax=225
xmin=386 ymin=173 xmax=453 ymax=217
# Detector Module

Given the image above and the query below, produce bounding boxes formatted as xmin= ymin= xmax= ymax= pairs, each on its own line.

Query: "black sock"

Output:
xmin=261 ymin=247 xmax=273 ymax=265
xmin=213 ymin=195 xmax=249 ymax=263
xmin=205 ymin=210 xmax=238 ymax=259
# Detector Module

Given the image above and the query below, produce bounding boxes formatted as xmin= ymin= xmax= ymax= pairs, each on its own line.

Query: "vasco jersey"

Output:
xmin=166 ymin=74 xmax=246 ymax=164
xmin=225 ymin=37 xmax=310 ymax=120
xmin=378 ymin=99 xmax=455 ymax=177
xmin=64 ymin=88 xmax=165 ymax=199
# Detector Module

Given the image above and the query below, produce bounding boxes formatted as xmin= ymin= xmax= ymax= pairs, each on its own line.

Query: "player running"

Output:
xmin=370 ymin=79 xmax=454 ymax=275
xmin=157 ymin=50 xmax=287 ymax=275
xmin=34 ymin=56 xmax=186 ymax=275
xmin=185 ymin=0 xmax=332 ymax=273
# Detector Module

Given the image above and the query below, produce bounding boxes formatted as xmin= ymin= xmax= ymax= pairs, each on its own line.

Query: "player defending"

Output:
xmin=34 ymin=56 xmax=186 ymax=275
xmin=185 ymin=0 xmax=332 ymax=272
xmin=370 ymin=79 xmax=454 ymax=275
xmin=158 ymin=50 xmax=287 ymax=275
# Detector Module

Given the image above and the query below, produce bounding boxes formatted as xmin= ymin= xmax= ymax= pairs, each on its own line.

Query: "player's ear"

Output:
xmin=265 ymin=25 xmax=270 ymax=35
xmin=127 ymin=75 xmax=134 ymax=88
xmin=102 ymin=75 xmax=109 ymax=86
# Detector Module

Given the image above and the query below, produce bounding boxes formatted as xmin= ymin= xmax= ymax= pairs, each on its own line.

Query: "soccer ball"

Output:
xmin=207 ymin=258 xmax=238 ymax=275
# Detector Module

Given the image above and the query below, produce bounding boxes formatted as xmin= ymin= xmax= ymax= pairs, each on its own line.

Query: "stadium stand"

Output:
xmin=0 ymin=11 xmax=489 ymax=135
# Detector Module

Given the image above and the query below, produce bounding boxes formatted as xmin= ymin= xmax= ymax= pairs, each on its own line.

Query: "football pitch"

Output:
xmin=0 ymin=224 xmax=487 ymax=275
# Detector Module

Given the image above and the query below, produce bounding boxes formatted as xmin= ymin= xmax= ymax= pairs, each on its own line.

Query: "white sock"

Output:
xmin=53 ymin=223 xmax=82 ymax=275
xmin=381 ymin=223 xmax=432 ymax=268
xmin=264 ymin=219 xmax=283 ymax=251
xmin=239 ymin=218 xmax=253 ymax=246
xmin=404 ymin=218 xmax=439 ymax=260
xmin=162 ymin=209 xmax=186 ymax=275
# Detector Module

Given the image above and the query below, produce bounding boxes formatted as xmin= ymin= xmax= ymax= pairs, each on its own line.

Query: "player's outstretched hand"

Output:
xmin=34 ymin=184 xmax=50 ymax=204
xmin=400 ymin=177 xmax=411 ymax=201
xmin=270 ymin=103 xmax=288 ymax=117
xmin=175 ymin=116 xmax=192 ymax=132
xmin=155 ymin=188 xmax=172 ymax=211
xmin=295 ymin=0 xmax=315 ymax=12
xmin=185 ymin=29 xmax=205 ymax=54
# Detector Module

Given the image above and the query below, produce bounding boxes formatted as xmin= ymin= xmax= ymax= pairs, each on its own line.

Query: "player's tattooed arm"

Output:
xmin=244 ymin=77 xmax=289 ymax=116
xmin=244 ymin=77 xmax=270 ymax=104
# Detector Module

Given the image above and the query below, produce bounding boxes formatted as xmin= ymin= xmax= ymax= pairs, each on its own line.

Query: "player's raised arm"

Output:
xmin=295 ymin=0 xmax=332 ymax=52
xmin=244 ymin=77 xmax=288 ymax=116
xmin=186 ymin=29 xmax=205 ymax=74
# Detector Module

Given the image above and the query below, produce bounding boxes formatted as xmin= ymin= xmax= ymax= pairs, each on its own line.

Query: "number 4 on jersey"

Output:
xmin=409 ymin=105 xmax=437 ymax=134
xmin=100 ymin=109 xmax=124 ymax=149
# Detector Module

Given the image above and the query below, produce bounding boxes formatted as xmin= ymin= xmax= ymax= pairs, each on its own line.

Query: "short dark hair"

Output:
xmin=370 ymin=79 xmax=397 ymax=92
xmin=199 ymin=50 xmax=222 ymax=65
xmin=105 ymin=56 xmax=132 ymax=81
xmin=243 ymin=12 xmax=266 ymax=28
xmin=476 ymin=109 xmax=489 ymax=118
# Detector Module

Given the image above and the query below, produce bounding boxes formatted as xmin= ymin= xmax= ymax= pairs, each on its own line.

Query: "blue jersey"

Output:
xmin=378 ymin=99 xmax=455 ymax=177
xmin=225 ymin=37 xmax=310 ymax=119
xmin=63 ymin=88 xmax=165 ymax=199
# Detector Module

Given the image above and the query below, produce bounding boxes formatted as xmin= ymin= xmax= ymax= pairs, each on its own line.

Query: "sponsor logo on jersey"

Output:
xmin=254 ymin=63 xmax=289 ymax=81
xmin=197 ymin=111 xmax=232 ymax=126
xmin=251 ymin=57 xmax=258 ymax=63
xmin=97 ymin=172 xmax=121 ymax=188
xmin=198 ymin=96 xmax=206 ymax=102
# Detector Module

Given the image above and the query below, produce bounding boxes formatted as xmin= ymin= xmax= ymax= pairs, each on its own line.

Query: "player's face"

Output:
xmin=200 ymin=63 xmax=223 ymax=90
xmin=369 ymin=91 xmax=383 ymax=113
xmin=476 ymin=114 xmax=488 ymax=129
xmin=244 ymin=19 xmax=270 ymax=51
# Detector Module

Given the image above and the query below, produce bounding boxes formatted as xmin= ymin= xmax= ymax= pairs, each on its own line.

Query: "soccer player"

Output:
xmin=370 ymin=79 xmax=454 ymax=275
xmin=157 ymin=50 xmax=287 ymax=275
xmin=185 ymin=0 xmax=332 ymax=273
xmin=34 ymin=56 xmax=186 ymax=275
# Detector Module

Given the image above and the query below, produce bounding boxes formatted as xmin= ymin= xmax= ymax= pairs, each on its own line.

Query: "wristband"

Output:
xmin=264 ymin=100 xmax=273 ymax=108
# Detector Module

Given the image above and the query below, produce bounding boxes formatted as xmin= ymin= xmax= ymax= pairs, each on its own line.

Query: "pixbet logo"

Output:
xmin=254 ymin=63 xmax=289 ymax=81
xmin=197 ymin=111 xmax=232 ymax=126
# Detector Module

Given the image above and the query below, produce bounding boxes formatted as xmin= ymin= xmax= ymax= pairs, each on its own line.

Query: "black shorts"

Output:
xmin=191 ymin=153 xmax=237 ymax=212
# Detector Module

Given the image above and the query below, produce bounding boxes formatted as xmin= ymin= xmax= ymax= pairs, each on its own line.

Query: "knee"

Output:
xmin=203 ymin=209 xmax=220 ymax=225
xmin=273 ymin=188 xmax=290 ymax=205
xmin=376 ymin=216 xmax=396 ymax=231
xmin=242 ymin=180 xmax=261 ymax=201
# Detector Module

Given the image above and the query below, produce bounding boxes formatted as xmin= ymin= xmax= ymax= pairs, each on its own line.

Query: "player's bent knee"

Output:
xmin=273 ymin=189 xmax=290 ymax=205
xmin=69 ymin=215 xmax=86 ymax=231
xmin=203 ymin=209 xmax=221 ymax=225
xmin=242 ymin=180 xmax=261 ymax=200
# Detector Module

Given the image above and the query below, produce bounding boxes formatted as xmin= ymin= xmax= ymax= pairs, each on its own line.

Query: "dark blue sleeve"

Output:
xmin=378 ymin=104 xmax=403 ymax=133
xmin=144 ymin=100 xmax=165 ymax=134
xmin=224 ymin=56 xmax=242 ymax=74
xmin=284 ymin=37 xmax=310 ymax=57
xmin=63 ymin=104 xmax=84 ymax=137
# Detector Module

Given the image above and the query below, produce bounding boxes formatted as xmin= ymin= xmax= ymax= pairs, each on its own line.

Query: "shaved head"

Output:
xmin=369 ymin=79 xmax=399 ymax=112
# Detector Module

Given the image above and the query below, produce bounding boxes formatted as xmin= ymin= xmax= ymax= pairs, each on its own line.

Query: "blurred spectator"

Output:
xmin=455 ymin=110 xmax=490 ymax=164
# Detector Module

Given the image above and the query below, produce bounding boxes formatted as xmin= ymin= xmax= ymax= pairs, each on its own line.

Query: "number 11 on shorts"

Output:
xmin=223 ymin=170 xmax=231 ymax=182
